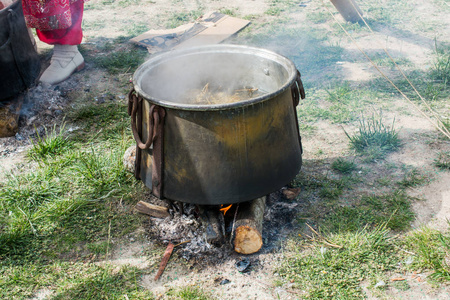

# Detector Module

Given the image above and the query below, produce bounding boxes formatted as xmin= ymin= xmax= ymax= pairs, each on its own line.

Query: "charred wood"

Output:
xmin=135 ymin=201 xmax=170 ymax=218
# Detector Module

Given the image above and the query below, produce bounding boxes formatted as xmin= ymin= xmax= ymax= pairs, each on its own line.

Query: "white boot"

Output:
xmin=39 ymin=45 xmax=85 ymax=85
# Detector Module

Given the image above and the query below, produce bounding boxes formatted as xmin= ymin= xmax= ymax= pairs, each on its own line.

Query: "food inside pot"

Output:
xmin=186 ymin=83 xmax=266 ymax=105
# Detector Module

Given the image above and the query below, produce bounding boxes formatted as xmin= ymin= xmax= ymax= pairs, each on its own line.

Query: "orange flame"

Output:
xmin=220 ymin=204 xmax=233 ymax=216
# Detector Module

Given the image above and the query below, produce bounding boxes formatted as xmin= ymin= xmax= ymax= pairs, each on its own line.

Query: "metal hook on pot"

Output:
xmin=290 ymin=70 xmax=306 ymax=107
xmin=128 ymin=89 xmax=165 ymax=150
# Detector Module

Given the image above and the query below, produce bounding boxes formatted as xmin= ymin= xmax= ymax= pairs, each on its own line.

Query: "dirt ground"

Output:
xmin=1 ymin=0 xmax=450 ymax=299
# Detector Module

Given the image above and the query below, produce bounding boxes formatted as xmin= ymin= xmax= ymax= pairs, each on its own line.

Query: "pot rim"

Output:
xmin=133 ymin=44 xmax=298 ymax=111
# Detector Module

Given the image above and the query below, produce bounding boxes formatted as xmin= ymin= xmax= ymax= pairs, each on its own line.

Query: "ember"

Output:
xmin=219 ymin=204 xmax=233 ymax=216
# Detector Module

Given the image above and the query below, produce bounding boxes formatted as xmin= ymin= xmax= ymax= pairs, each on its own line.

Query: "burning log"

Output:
xmin=232 ymin=196 xmax=266 ymax=254
xmin=0 ymin=95 xmax=24 ymax=138
xmin=198 ymin=206 xmax=225 ymax=244
xmin=135 ymin=201 xmax=170 ymax=219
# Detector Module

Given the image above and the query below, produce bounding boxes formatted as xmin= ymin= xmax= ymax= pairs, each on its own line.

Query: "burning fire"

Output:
xmin=220 ymin=204 xmax=233 ymax=216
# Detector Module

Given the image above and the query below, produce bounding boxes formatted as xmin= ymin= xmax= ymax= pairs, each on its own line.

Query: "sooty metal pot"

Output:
xmin=129 ymin=44 xmax=305 ymax=205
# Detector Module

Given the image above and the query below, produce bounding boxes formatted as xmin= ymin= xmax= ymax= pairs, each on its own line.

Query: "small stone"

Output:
xmin=15 ymin=133 xmax=24 ymax=141
xmin=235 ymin=259 xmax=251 ymax=273
xmin=220 ymin=279 xmax=230 ymax=285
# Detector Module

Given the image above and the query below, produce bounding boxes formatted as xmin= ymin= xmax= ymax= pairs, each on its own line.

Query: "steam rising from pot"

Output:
xmin=136 ymin=46 xmax=293 ymax=107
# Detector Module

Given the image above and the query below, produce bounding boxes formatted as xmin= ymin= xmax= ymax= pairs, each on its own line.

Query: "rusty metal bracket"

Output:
xmin=290 ymin=70 xmax=305 ymax=154
xmin=151 ymin=104 xmax=165 ymax=198
xmin=290 ymin=70 xmax=306 ymax=106
xmin=128 ymin=89 xmax=166 ymax=197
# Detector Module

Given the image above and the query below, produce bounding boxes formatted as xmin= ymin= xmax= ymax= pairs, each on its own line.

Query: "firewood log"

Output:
xmin=0 ymin=94 xmax=23 ymax=138
xmin=233 ymin=196 xmax=266 ymax=254
xmin=205 ymin=208 xmax=225 ymax=244
xmin=135 ymin=201 xmax=170 ymax=218
xmin=198 ymin=206 xmax=225 ymax=244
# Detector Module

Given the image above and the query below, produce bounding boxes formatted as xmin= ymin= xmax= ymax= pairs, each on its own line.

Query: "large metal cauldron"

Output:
xmin=129 ymin=45 xmax=305 ymax=205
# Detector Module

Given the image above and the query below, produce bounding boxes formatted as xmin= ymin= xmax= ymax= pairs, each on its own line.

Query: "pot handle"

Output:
xmin=128 ymin=89 xmax=165 ymax=150
xmin=290 ymin=70 xmax=305 ymax=154
xmin=291 ymin=70 xmax=306 ymax=106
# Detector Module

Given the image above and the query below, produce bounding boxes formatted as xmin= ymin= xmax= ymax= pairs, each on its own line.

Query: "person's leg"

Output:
xmin=38 ymin=0 xmax=85 ymax=84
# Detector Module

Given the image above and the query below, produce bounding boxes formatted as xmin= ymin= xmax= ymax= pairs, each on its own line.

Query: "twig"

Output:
xmin=174 ymin=240 xmax=191 ymax=248
xmin=306 ymin=223 xmax=342 ymax=249
xmin=154 ymin=242 xmax=174 ymax=281
xmin=106 ymin=220 xmax=111 ymax=260
xmin=229 ymin=203 xmax=240 ymax=246
xmin=393 ymin=244 xmax=416 ymax=256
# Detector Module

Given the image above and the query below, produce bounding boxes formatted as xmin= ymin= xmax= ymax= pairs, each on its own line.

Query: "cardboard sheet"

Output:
xmin=130 ymin=12 xmax=250 ymax=53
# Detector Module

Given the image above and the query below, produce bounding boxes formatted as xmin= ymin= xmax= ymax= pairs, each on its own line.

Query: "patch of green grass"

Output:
xmin=404 ymin=226 xmax=450 ymax=282
xmin=219 ymin=7 xmax=237 ymax=16
xmin=81 ymin=19 xmax=106 ymax=31
xmin=318 ymin=182 xmax=344 ymax=200
xmin=423 ymin=82 xmax=445 ymax=101
xmin=68 ymin=101 xmax=131 ymax=143
xmin=265 ymin=7 xmax=283 ymax=16
xmin=122 ymin=21 xmax=150 ymax=37
xmin=166 ymin=10 xmax=203 ymax=29
xmin=167 ymin=286 xmax=213 ymax=300
xmin=321 ymin=190 xmax=415 ymax=233
xmin=397 ymin=168 xmax=430 ymax=188
xmin=345 ymin=112 xmax=401 ymax=160
xmin=265 ymin=0 xmax=297 ymax=16
xmin=0 ymin=144 xmax=138 ymax=259
xmin=331 ymin=158 xmax=357 ymax=174
xmin=243 ymin=14 xmax=260 ymax=20
xmin=279 ymin=226 xmax=400 ymax=299
xmin=392 ymin=280 xmax=410 ymax=291
xmin=0 ymin=262 xmax=153 ymax=299
xmin=363 ymin=0 xmax=414 ymax=26
xmin=326 ymin=82 xmax=352 ymax=102
xmin=371 ymin=53 xmax=412 ymax=69
xmin=292 ymin=172 xmax=356 ymax=202
xmin=86 ymin=241 xmax=109 ymax=255
xmin=0 ymin=169 xmax=65 ymax=248
xmin=376 ymin=176 xmax=393 ymax=187
xmin=366 ymin=49 xmax=450 ymax=103
xmin=297 ymin=83 xmax=382 ymax=124
xmin=71 ymin=147 xmax=131 ymax=197
xmin=332 ymin=19 xmax=368 ymax=32
xmin=430 ymin=42 xmax=450 ymax=85
xmin=118 ymin=0 xmax=142 ymax=7
xmin=307 ymin=11 xmax=329 ymax=24
xmin=27 ymin=123 xmax=71 ymax=161
xmin=435 ymin=151 xmax=450 ymax=170
xmin=92 ymin=48 xmax=147 ymax=74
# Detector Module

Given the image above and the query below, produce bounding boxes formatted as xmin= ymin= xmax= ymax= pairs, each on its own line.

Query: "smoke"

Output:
xmin=136 ymin=46 xmax=294 ymax=106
